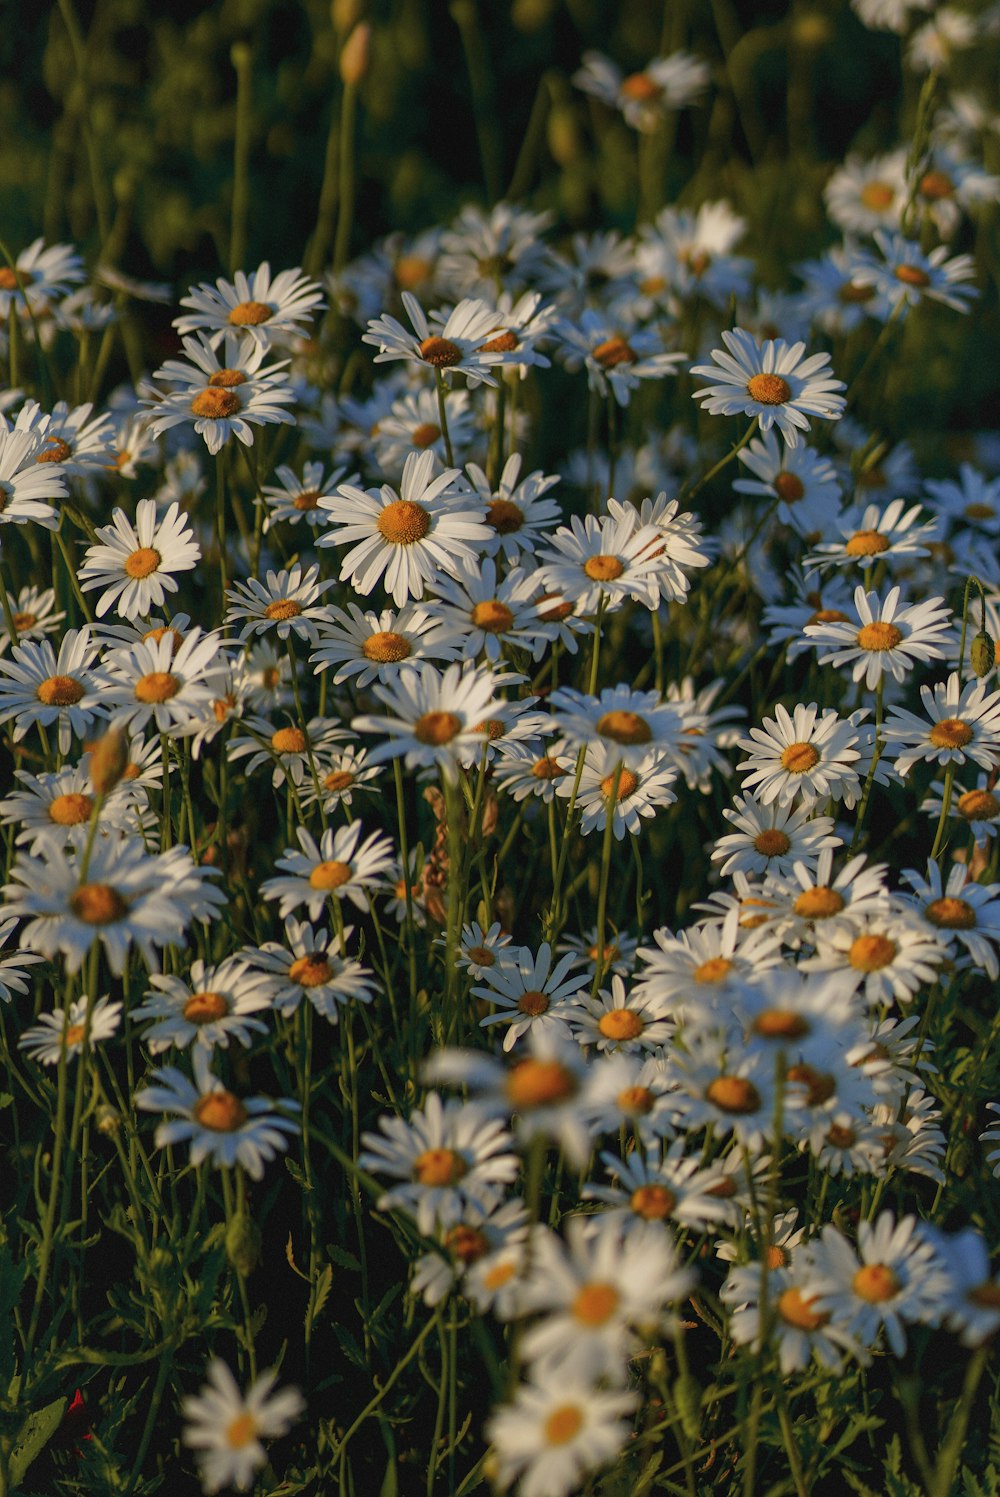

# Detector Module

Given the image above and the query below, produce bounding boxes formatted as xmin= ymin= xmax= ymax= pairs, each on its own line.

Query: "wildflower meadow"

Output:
xmin=4 ymin=0 xmax=1000 ymax=1492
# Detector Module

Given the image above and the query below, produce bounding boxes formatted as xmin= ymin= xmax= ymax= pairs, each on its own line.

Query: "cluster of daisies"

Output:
xmin=1 ymin=8 xmax=1000 ymax=1492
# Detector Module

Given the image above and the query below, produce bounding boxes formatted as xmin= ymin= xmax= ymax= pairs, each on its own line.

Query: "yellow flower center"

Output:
xmin=919 ymin=170 xmax=954 ymax=201
xmin=309 ymin=860 xmax=352 ymax=891
xmin=143 ymin=625 xmax=183 ymax=652
xmin=483 ymin=1260 xmax=516 ymax=1290
xmin=411 ymin=422 xmax=441 ymax=448
xmin=694 ymin=956 xmax=732 ymax=984
xmin=777 ymin=1288 xmax=830 ymax=1331
xmin=583 ymin=554 xmax=625 ymax=582
xmin=544 ymin=1405 xmax=584 ymax=1446
xmin=809 ymin=608 xmax=849 ymax=625
xmin=13 ymin=610 xmax=37 ymax=630
xmin=394 ymin=255 xmax=433 ymax=290
xmin=183 ymin=991 xmax=229 ymax=1024
xmin=418 ymin=335 xmax=462 ymax=368
xmin=292 ymin=488 xmax=321 ymax=511
xmin=753 ymin=828 xmax=791 ymax=857
xmin=596 ymin=710 xmax=652 ymax=746
xmin=445 ymin=1225 xmax=490 ymax=1264
xmin=794 ymin=886 xmax=845 ymax=919
xmin=70 ymin=882 xmax=129 ymax=925
xmin=924 ymin=896 xmax=976 ymax=930
xmin=894 ymin=264 xmax=931 ymax=289
xmin=209 ymin=368 xmax=248 ymax=388
xmin=746 ymin=373 xmax=791 ymax=405
xmin=630 ymin=1184 xmax=676 ymax=1220
xmin=617 ymin=1084 xmax=654 ymax=1115
xmin=780 ymin=741 xmax=820 ymax=773
xmin=264 ymin=599 xmax=303 ymax=621
xmin=323 ymin=770 xmax=355 ymax=794
xmin=968 ymin=1282 xmax=1000 ymax=1309
xmin=531 ymin=755 xmax=566 ymax=780
xmin=124 ymin=547 xmax=161 ymax=579
xmin=414 ymin=710 xmax=462 ymax=745
xmin=471 ymin=600 xmax=514 ymax=633
xmin=506 ymin=1058 xmax=577 ymax=1108
xmin=706 ymin=1076 xmax=762 ymax=1114
xmin=600 ymin=767 xmax=639 ymax=800
xmin=135 ymin=671 xmax=180 ymax=704
xmin=621 ymin=70 xmax=661 ymax=101
xmin=857 ymin=621 xmax=903 ymax=651
xmin=826 ymin=1123 xmax=856 ymax=1149
xmin=838 ymin=282 xmax=875 ymax=305
xmin=598 ymin=1008 xmax=645 ymax=1041
xmin=37 ymin=674 xmax=84 ymax=706
xmin=787 ymin=1062 xmax=836 ymax=1106
xmin=516 ymin=989 xmax=550 ymax=1017
xmin=360 ymin=630 xmax=410 ymax=664
xmin=377 ymin=499 xmax=431 ymax=544
xmin=37 ymin=438 xmax=73 ymax=464
xmin=852 ymin=1263 xmax=900 ymax=1303
xmin=845 ymin=529 xmax=890 ymax=557
xmin=225 ymin=1413 xmax=259 ymax=1449
xmin=190 ymin=388 xmax=241 ymax=419
xmin=965 ymin=502 xmax=996 ymax=521
xmin=412 ymin=1147 xmax=467 ymax=1186
xmin=289 ymin=953 xmax=334 ymax=987
xmin=572 ymin=1282 xmax=620 ymax=1325
xmin=194 ymin=1091 xmax=249 ymax=1132
xmin=64 ymin=1023 xmax=86 ymax=1046
xmin=860 ymin=181 xmax=895 ymax=211
xmin=537 ymin=592 xmax=574 ymax=622
xmin=271 ymin=727 xmax=307 ymax=754
xmin=48 ymin=792 xmax=93 ymax=826
xmin=592 ymin=336 xmax=637 ymax=368
xmin=849 ymin=933 xmax=897 ymax=972
xmin=486 ymin=498 xmax=524 ymax=534
xmin=929 ymin=718 xmax=973 ymax=749
xmin=752 ymin=1009 xmax=810 ymax=1040
xmin=466 ymin=945 xmax=495 ymax=966
xmin=959 ymin=789 xmax=1000 ymax=821
xmin=773 ymin=472 xmax=805 ymax=503
xmin=480 ymin=330 xmax=519 ymax=353
xmin=228 ymin=300 xmax=273 ymax=326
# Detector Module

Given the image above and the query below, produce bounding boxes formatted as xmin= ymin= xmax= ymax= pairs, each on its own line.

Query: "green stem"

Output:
xmin=333 ymin=81 xmax=358 ymax=272
xmin=930 ymin=1346 xmax=989 ymax=1497
xmin=680 ymin=420 xmax=756 ymax=503
xmin=590 ymin=760 xmax=622 ymax=999
xmin=435 ymin=372 xmax=455 ymax=468
xmin=229 ymin=44 xmax=252 ymax=275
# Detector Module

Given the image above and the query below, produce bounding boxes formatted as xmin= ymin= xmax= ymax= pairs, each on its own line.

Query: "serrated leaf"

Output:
xmin=10 ymin=1395 xmax=67 ymax=1484
xmin=285 ymin=1234 xmax=310 ymax=1282
xmin=306 ymin=1264 xmax=332 ymax=1335
xmin=326 ymin=1243 xmax=361 ymax=1272
xmin=333 ymin=1322 xmax=367 ymax=1369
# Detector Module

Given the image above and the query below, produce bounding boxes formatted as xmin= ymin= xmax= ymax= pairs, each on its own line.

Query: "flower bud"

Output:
xmin=89 ymin=727 xmax=129 ymax=796
xmin=340 ymin=22 xmax=371 ymax=86
xmin=971 ymin=630 xmax=995 ymax=677
xmin=226 ymin=1210 xmax=262 ymax=1277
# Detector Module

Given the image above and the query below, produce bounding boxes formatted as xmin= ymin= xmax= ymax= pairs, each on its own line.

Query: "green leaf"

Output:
xmin=306 ymin=1264 xmax=333 ymax=1335
xmin=9 ymin=1395 xmax=67 ymax=1485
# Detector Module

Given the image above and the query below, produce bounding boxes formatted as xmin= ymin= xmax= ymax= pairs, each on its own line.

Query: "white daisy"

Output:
xmin=0 ymin=426 xmax=67 ymax=529
xmin=0 ymin=238 xmax=85 ymax=314
xmin=553 ymin=310 xmax=686 ymax=407
xmin=803 ymin=909 xmax=948 ymax=1006
xmin=883 ymin=673 xmax=1000 ymax=778
xmin=548 ymin=685 xmax=684 ymax=768
xmin=691 ymin=327 xmax=846 ymax=448
xmin=536 ymin=509 xmax=664 ymax=615
xmin=181 ymin=1359 xmax=304 ymax=1495
xmin=78 ymin=499 xmax=200 ymax=620
xmin=736 ymin=703 xmax=862 ymax=808
xmin=898 ymin=859 xmax=1000 ymax=980
xmin=465 ymin=453 xmax=563 ymax=563
xmin=260 ymin=820 xmax=395 ymax=919
xmin=13 ymin=399 xmax=115 ymax=477
xmin=225 ymin=563 xmax=332 ymax=646
xmin=428 ymin=556 xmax=559 ymax=663
xmin=573 ymin=48 xmax=710 ymax=131
xmin=487 ymin=1378 xmax=637 ymax=1497
xmin=922 ymin=773 xmax=1000 ymax=847
xmin=853 ymin=231 xmax=978 ymax=316
xmin=352 ymin=661 xmax=501 ymax=784
xmin=474 ymin=941 xmax=587 ymax=1052
xmin=362 ymin=291 xmax=506 ymax=386
xmin=243 ymin=917 xmax=379 ymax=1021
xmin=101 ymin=629 xmax=226 ymax=736
xmin=132 ymin=957 xmax=274 ymax=1052
xmin=145 ymin=332 xmax=295 ymax=454
xmin=0 ymin=626 xmax=107 ymax=755
xmin=803 ymin=584 xmax=953 ymax=690
xmin=174 ymin=261 xmax=325 ymax=346
xmin=560 ymin=742 xmax=678 ymax=838
xmin=712 ymin=793 xmax=841 ymax=879
xmin=19 ymin=994 xmax=122 ymax=1065
xmin=260 ymin=460 xmax=357 ymax=530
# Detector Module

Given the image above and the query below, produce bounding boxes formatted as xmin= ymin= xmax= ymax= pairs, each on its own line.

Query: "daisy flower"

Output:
xmin=803 ymin=909 xmax=947 ymax=1006
xmin=0 ymin=585 xmax=64 ymax=654
xmin=243 ymin=917 xmax=378 ymax=1020
xmin=144 ymin=332 xmax=295 ymax=454
xmin=925 ymin=1228 xmax=1000 ymax=1348
xmin=352 ymin=661 xmax=501 ymax=784
xmin=13 ymin=399 xmax=115 ymax=477
xmin=359 ymin=1092 xmax=519 ymax=1236
xmin=907 ymin=8 xmax=977 ymax=72
xmin=438 ymin=201 xmax=554 ymax=297
xmin=665 ymin=1038 xmax=805 ymax=1152
xmin=606 ymin=493 xmax=712 ymax=604
xmin=804 ymin=1214 xmax=951 ymax=1357
xmin=722 ymin=1257 xmax=866 ymax=1373
xmin=548 ymin=685 xmax=684 ymax=768
xmin=691 ymin=327 xmax=846 ymax=448
xmin=796 ymin=244 xmax=892 ymax=335
xmin=316 ymin=449 xmax=492 ymax=607
xmin=573 ymin=48 xmax=710 ymax=131
xmin=298 ymin=744 xmax=384 ymax=815
xmin=882 ymin=672 xmax=1000 ymax=778
xmin=803 ymin=584 xmax=953 ymax=690
xmin=19 ymin=994 xmax=122 ymax=1066
xmin=584 ymin=1142 xmax=730 ymax=1231
xmin=225 ymin=563 xmax=332 ymax=647
xmin=465 ymin=453 xmax=563 ymax=563
xmin=823 ymin=150 xmax=907 ymax=235
xmin=101 ymin=628 xmax=225 ymax=736
xmin=428 ymin=556 xmax=559 ymax=662
xmin=564 ymin=973 xmax=674 ymax=1053
xmin=1 ymin=837 xmax=215 ymax=974
xmin=261 ymin=821 xmax=394 ymax=920
xmin=560 ymin=743 xmax=678 ymax=838
xmin=131 ymin=957 xmax=274 ymax=1053
xmin=474 ymin=941 xmax=588 ymax=1052
xmin=763 ymin=849 xmax=891 ymax=947
xmin=712 ymin=793 xmax=841 ymax=879
xmin=412 ymin=1198 xmax=529 ymax=1308
xmin=557 ymin=927 xmax=638 ymax=981
xmin=0 ymin=764 xmax=146 ymax=851
xmin=0 ymin=426 xmax=67 ymax=529
xmin=362 ymin=291 xmax=506 ymax=386
xmin=260 ymin=460 xmax=356 ymax=530
xmin=174 ymin=261 xmax=325 ymax=346
xmin=491 ymin=739 xmax=572 ymax=803
xmin=553 ymin=309 xmax=686 ymax=407
xmin=637 ymin=200 xmax=752 ymax=311
xmin=457 ymin=920 xmax=515 ymax=979
xmin=371 ymin=385 xmax=476 ymax=471
xmin=898 ymin=859 xmax=1000 ymax=979
xmin=182 ymin=1359 xmax=303 ymax=1495
xmin=632 ymin=912 xmax=783 ymax=1027
xmin=535 ymin=230 xmax=637 ymax=317
xmin=0 ymin=626 xmax=107 ymax=755
xmin=0 ymin=918 xmax=43 ymax=1003
xmin=486 ymin=1377 xmax=638 ymax=1497
xmin=736 ymin=704 xmax=862 ymax=808
xmin=854 ymin=231 xmax=978 ymax=316
xmin=536 ymin=509 xmax=663 ymax=615
xmin=0 ymin=238 xmax=84 ymax=314
xmin=136 ymin=1047 xmax=298 ymax=1180
xmin=804 ymin=497 xmax=939 ymax=574
xmin=922 ymin=773 xmax=1000 ymax=847
xmin=227 ymin=713 xmax=341 ymax=792
xmin=924 ymin=463 xmax=1000 ymax=536
xmin=78 ymin=499 xmax=200 ymax=621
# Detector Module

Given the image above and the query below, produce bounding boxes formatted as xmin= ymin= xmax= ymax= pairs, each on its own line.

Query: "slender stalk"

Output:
xmin=229 ymin=44 xmax=252 ymax=275
xmin=590 ymin=760 xmax=622 ymax=999
xmin=333 ymin=80 xmax=359 ymax=273
xmin=680 ymin=420 xmax=756 ymax=503
xmin=435 ymin=372 xmax=455 ymax=468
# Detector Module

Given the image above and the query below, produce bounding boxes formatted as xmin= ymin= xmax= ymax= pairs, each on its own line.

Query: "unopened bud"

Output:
xmin=340 ymin=22 xmax=371 ymax=85
xmin=971 ymin=630 xmax=995 ymax=677
xmin=226 ymin=1211 xmax=262 ymax=1277
xmin=89 ymin=727 xmax=129 ymax=795
xmin=332 ymin=0 xmax=364 ymax=33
